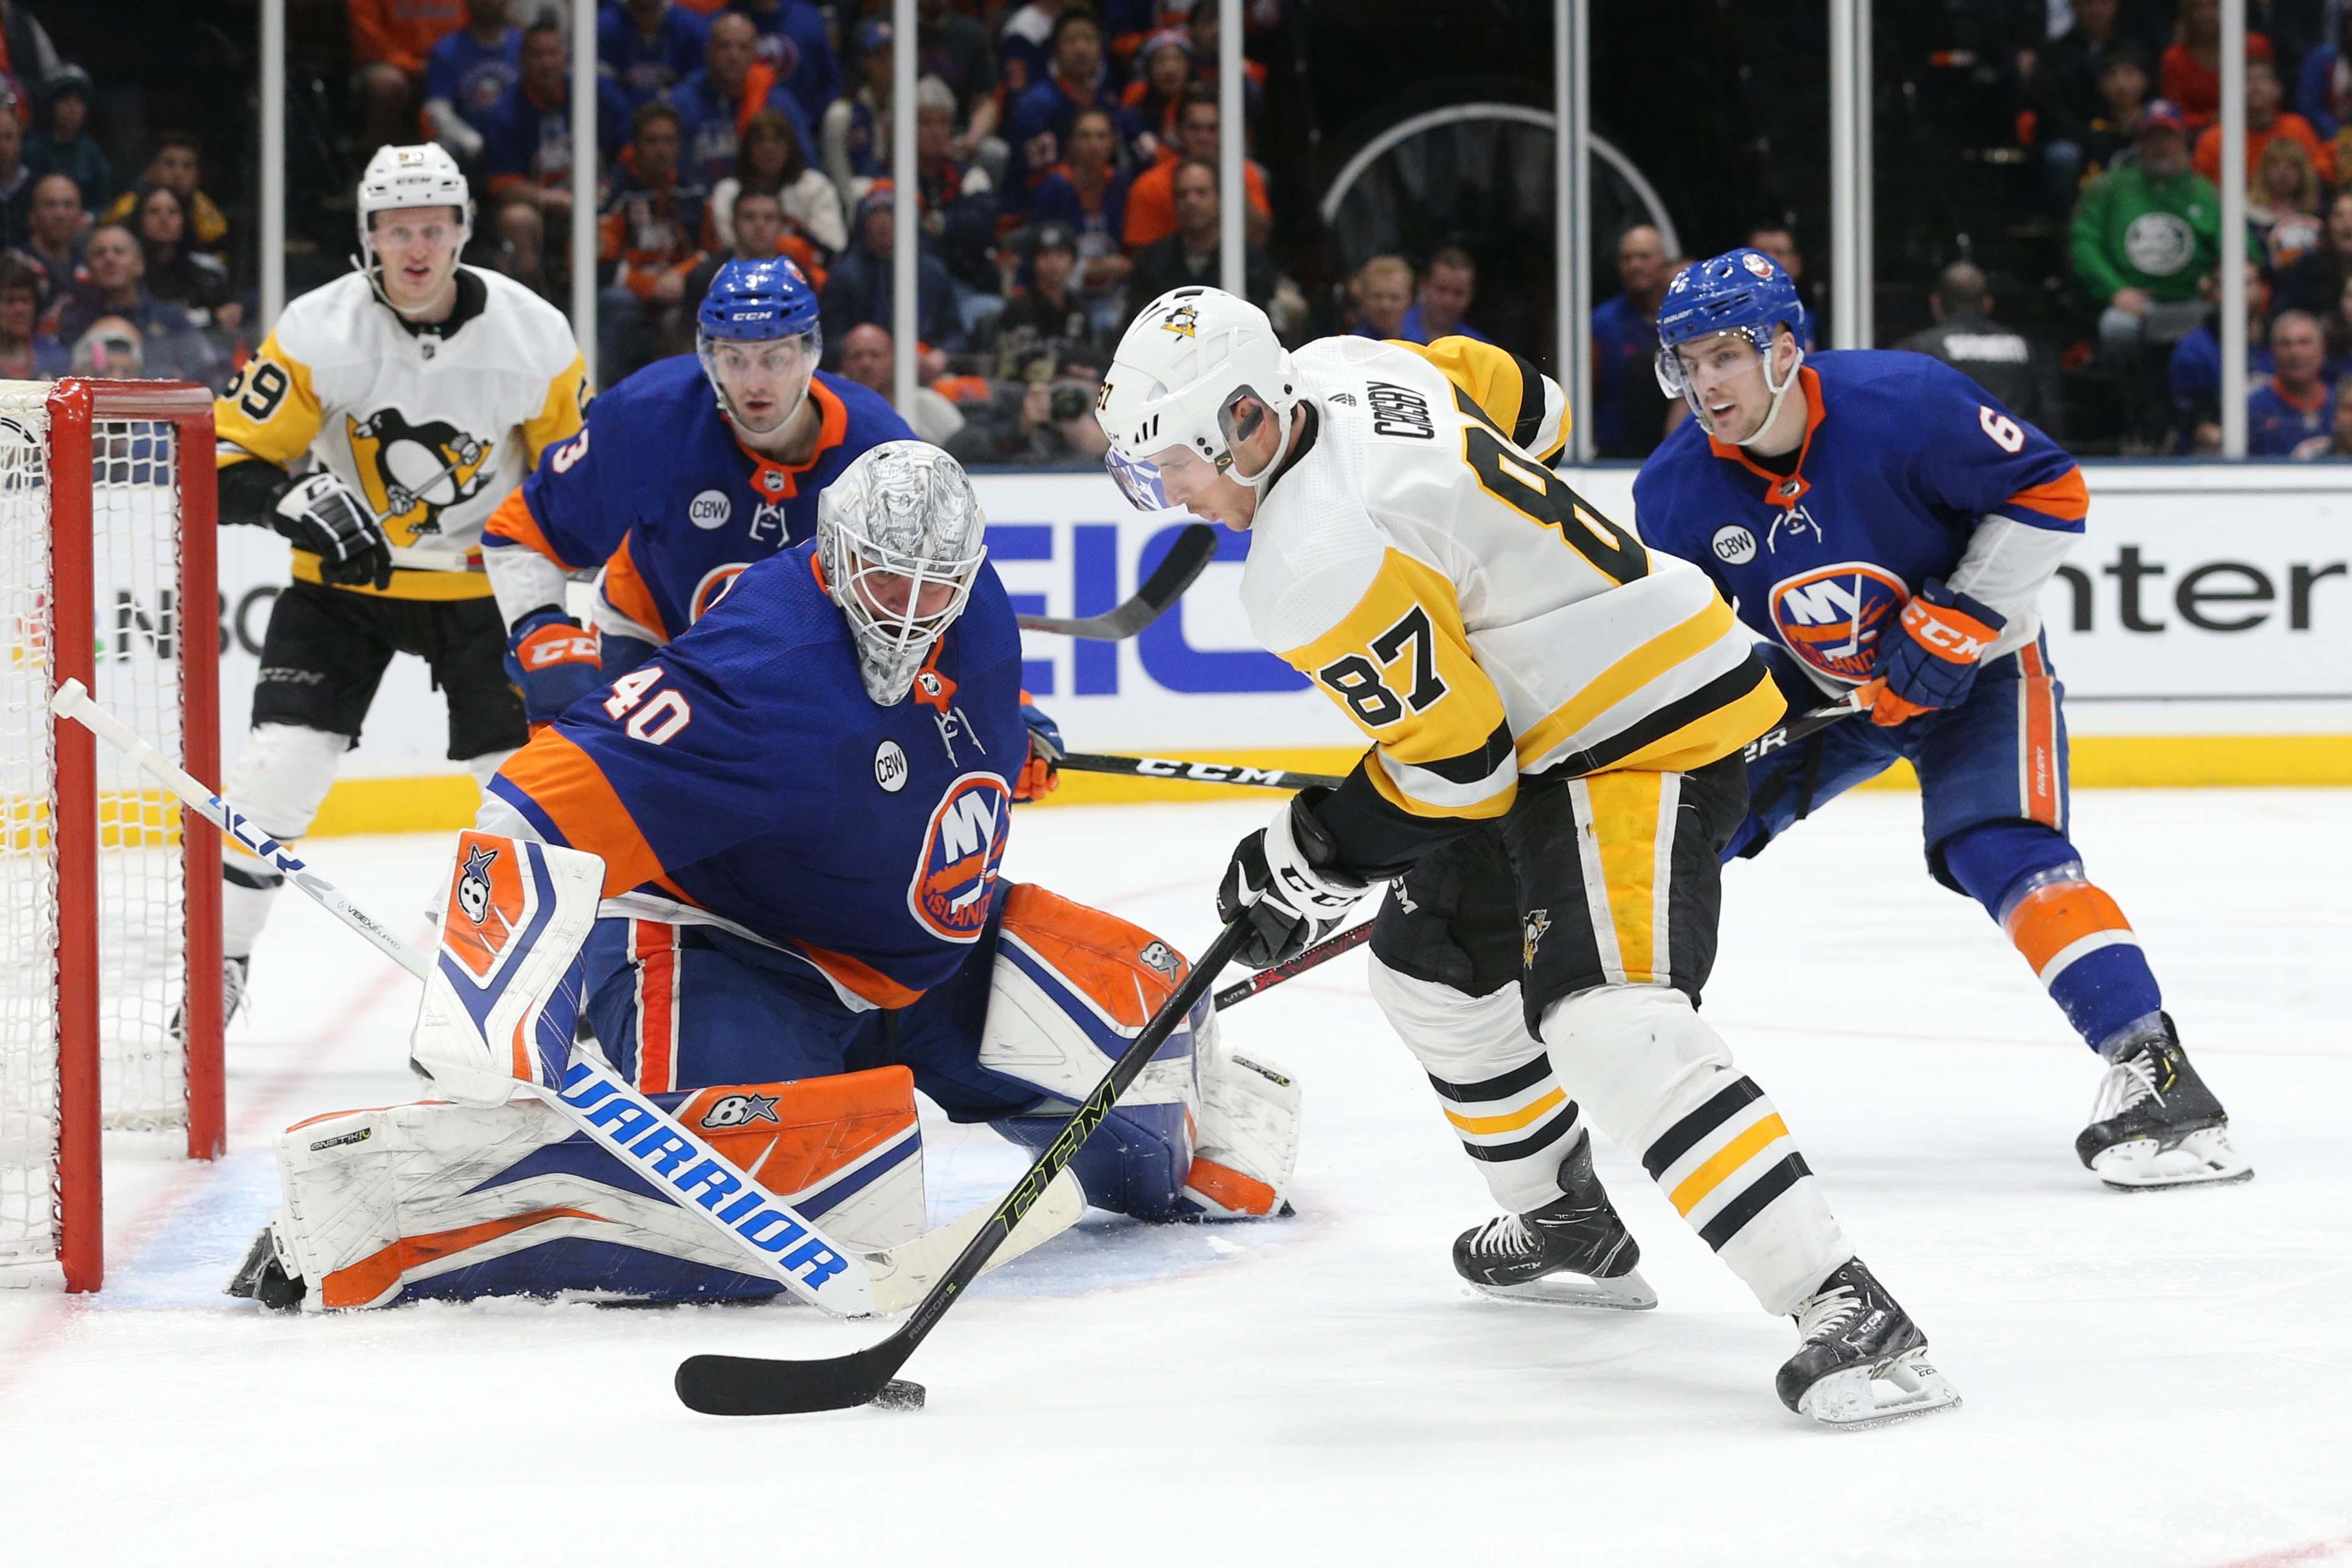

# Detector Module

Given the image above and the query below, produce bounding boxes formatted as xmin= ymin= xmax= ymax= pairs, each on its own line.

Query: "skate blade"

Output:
xmin=2092 ymin=1127 xmax=2254 ymax=1191
xmin=1796 ymin=1348 xmax=1961 ymax=1431
xmin=1466 ymin=1266 xmax=1658 ymax=1311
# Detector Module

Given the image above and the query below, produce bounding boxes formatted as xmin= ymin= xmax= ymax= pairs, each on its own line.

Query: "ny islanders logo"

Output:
xmin=689 ymin=562 xmax=748 ymax=623
xmin=442 ymin=835 xmax=531 ymax=979
xmin=909 ymin=773 xmax=1012 ymax=942
xmin=1769 ymin=561 xmax=1909 ymax=684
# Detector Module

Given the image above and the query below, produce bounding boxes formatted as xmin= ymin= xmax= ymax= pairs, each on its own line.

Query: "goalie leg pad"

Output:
xmin=265 ymin=1067 xmax=924 ymax=1308
xmin=1178 ymin=1008 xmax=1302 ymax=1220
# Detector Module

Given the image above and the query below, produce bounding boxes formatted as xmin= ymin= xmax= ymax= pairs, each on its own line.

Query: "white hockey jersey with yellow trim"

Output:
xmin=215 ymin=267 xmax=588 ymax=598
xmin=1242 ymin=335 xmax=1781 ymax=829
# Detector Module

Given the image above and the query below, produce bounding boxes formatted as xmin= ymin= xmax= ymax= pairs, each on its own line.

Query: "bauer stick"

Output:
xmin=673 ymin=912 xmax=1256 ymax=1416
xmin=51 ymin=680 xmax=1080 ymax=1321
xmin=1014 ymin=523 xmax=1218 ymax=639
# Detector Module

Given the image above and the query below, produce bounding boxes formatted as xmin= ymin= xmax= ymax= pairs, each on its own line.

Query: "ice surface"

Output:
xmin=2 ymin=792 xmax=2348 ymax=1566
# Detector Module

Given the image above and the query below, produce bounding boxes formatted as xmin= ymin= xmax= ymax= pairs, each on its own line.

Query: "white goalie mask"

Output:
xmin=817 ymin=442 xmax=989 ymax=706
xmin=1095 ymin=287 xmax=1299 ymax=511
xmin=353 ymin=144 xmax=474 ymax=318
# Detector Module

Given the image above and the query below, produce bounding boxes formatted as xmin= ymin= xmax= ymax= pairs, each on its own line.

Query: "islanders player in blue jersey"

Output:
xmin=1634 ymin=249 xmax=2248 ymax=1191
xmin=230 ymin=445 xmax=1300 ymax=1311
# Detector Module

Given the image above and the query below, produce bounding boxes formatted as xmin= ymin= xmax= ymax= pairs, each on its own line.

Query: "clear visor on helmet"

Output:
xmin=699 ymin=330 xmax=821 ymax=436
xmin=1102 ymin=385 xmax=1278 ymax=511
xmin=834 ymin=527 xmax=987 ymax=668
xmin=1653 ymin=325 xmax=1797 ymax=436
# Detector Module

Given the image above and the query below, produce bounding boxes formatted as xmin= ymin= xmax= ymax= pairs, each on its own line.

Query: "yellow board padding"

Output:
xmin=304 ymin=774 xmax=487 ymax=837
xmin=1850 ymin=734 xmax=2352 ymax=792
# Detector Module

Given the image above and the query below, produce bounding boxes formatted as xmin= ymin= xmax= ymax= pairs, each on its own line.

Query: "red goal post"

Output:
xmin=1 ymin=378 xmax=221 ymax=1294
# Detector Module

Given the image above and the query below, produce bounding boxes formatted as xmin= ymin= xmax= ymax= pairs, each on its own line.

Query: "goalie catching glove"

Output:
xmin=505 ymin=606 xmax=605 ymax=727
xmin=272 ymin=470 xmax=395 ymax=590
xmin=1217 ymin=788 xmax=1368 ymax=969
xmin=1868 ymin=578 xmax=2007 ymax=726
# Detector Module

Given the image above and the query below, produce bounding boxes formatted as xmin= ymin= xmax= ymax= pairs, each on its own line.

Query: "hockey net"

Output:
xmin=0 ymin=380 xmax=220 ymax=1293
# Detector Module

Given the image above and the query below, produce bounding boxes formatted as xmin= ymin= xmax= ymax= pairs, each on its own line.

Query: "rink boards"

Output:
xmin=197 ymin=463 xmax=2352 ymax=831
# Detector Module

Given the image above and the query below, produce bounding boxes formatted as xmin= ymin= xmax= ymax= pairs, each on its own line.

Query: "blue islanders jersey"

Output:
xmin=484 ymin=355 xmax=913 ymax=645
xmin=490 ymin=539 xmax=1026 ymax=1009
xmin=1632 ymin=351 xmax=2088 ymax=691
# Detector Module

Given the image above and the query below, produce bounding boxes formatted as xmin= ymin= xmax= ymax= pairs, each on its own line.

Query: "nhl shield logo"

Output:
xmin=909 ymin=773 xmax=1011 ymax=942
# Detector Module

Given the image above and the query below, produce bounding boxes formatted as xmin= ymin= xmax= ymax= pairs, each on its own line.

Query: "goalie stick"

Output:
xmin=673 ymin=912 xmax=1255 ymax=1416
xmin=1014 ymin=523 xmax=1218 ymax=639
xmin=50 ymin=680 xmax=1080 ymax=1319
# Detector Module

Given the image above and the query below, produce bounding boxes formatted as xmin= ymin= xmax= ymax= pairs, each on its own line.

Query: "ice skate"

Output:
xmin=170 ymin=954 xmax=249 ymax=1047
xmin=1453 ymin=1131 xmax=1656 ymax=1309
xmin=2077 ymin=1013 xmax=2251 ymax=1191
xmin=1776 ymin=1257 xmax=1958 ymax=1428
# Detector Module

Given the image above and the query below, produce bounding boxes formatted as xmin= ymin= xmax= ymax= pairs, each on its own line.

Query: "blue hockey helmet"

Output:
xmin=696 ymin=256 xmax=821 ymax=345
xmin=1653 ymin=247 xmax=1808 ymax=438
xmin=696 ymin=257 xmax=821 ymax=440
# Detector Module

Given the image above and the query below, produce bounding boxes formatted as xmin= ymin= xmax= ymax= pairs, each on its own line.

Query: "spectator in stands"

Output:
xmin=2030 ymin=0 xmax=2127 ymax=208
xmin=673 ymin=12 xmax=817 ymax=188
xmin=2296 ymin=11 xmax=2352 ymax=139
xmin=988 ymin=220 xmax=1095 ymax=376
xmin=23 ymin=67 xmax=107 ymax=214
xmin=0 ymin=113 xmax=31 ymax=251
xmin=998 ymin=0 xmax=1089 ymax=101
xmin=1030 ymin=104 xmax=1131 ymax=328
xmin=1400 ymin=246 xmax=1484 ymax=343
xmin=1005 ymin=11 xmax=1149 ymax=210
xmin=134 ymin=185 xmax=231 ymax=327
xmin=102 ymin=135 xmax=227 ymax=256
xmin=2291 ymin=375 xmax=2352 ymax=456
xmin=1348 ymin=254 xmax=1412 ymax=340
xmin=914 ymin=75 xmax=1001 ymax=300
xmin=424 ymin=0 xmax=521 ymax=164
xmin=1747 ymin=224 xmax=1822 ymax=346
xmin=916 ymin=0 xmax=1001 ymax=162
xmin=599 ymin=0 xmax=708 ymax=110
xmin=823 ymin=18 xmax=899 ymax=211
xmin=1591 ymin=222 xmax=1676 ymax=458
xmin=15 ymin=172 xmax=80 ymax=314
xmin=482 ymin=20 xmax=632 ymax=298
xmin=1897 ymin=261 xmax=2060 ymax=433
xmin=818 ymin=184 xmax=962 ymax=358
xmin=2193 ymin=57 xmax=2333 ymax=185
xmin=2250 ymin=136 xmax=2326 ymax=273
xmin=2078 ymin=46 xmax=2155 ymax=184
xmin=598 ymin=101 xmax=709 ymax=384
xmin=946 ymin=342 xmax=1112 ymax=467
xmin=0 ymin=1 xmax=57 ymax=129
xmin=2249 ymin=309 xmax=2334 ymax=454
xmin=349 ymin=0 xmax=467 ymax=152
xmin=1123 ymin=29 xmax=1195 ymax=145
xmin=2170 ymin=261 xmax=2272 ymax=451
xmin=838 ymin=321 xmax=966 ymax=445
xmin=52 ymin=222 xmax=219 ymax=387
xmin=708 ymin=109 xmax=844 ymax=267
xmin=686 ymin=189 xmax=796 ymax=307
xmin=729 ymin=0 xmax=840 ymax=139
xmin=2274 ymin=187 xmax=2352 ymax=315
xmin=1127 ymin=158 xmax=1280 ymax=313
xmin=2162 ymin=0 xmax=2273 ymax=134
xmin=2073 ymin=101 xmax=2225 ymax=398
xmin=1124 ymin=87 xmax=1270 ymax=249
xmin=1188 ymin=4 xmax=1265 ymax=126
xmin=0 ymin=256 xmax=63 ymax=380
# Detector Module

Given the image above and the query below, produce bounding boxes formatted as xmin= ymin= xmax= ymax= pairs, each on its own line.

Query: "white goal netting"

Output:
xmin=0 ymin=385 xmax=199 ymax=1281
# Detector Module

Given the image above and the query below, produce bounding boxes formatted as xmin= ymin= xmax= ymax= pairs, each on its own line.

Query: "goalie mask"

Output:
xmin=1095 ymin=287 xmax=1299 ymax=513
xmin=817 ymin=441 xmax=989 ymax=706
xmin=353 ymin=144 xmax=473 ymax=320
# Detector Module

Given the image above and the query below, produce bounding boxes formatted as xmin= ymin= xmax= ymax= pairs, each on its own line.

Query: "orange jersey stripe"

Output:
xmin=483 ymin=485 xmax=581 ymax=572
xmin=2003 ymin=466 xmax=2089 ymax=523
xmin=496 ymin=731 xmax=686 ymax=901
xmin=600 ymin=533 xmax=670 ymax=643
xmin=791 ymin=940 xmax=927 ymax=1010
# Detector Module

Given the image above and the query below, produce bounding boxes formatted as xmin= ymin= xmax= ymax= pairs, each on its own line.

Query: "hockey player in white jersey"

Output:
xmin=210 ymin=144 xmax=590 ymax=1016
xmin=1095 ymin=287 xmax=1959 ymax=1426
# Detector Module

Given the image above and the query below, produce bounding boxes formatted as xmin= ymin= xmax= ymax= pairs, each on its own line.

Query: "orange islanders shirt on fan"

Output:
xmin=1631 ymin=351 xmax=2088 ymax=697
xmin=483 ymin=352 xmax=911 ymax=645
xmin=485 ymin=537 xmax=1025 ymax=1010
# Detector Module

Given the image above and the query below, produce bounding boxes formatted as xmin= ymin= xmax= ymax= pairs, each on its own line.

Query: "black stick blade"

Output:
xmin=674 ymin=1339 xmax=909 ymax=1416
xmin=1015 ymin=523 xmax=1218 ymax=639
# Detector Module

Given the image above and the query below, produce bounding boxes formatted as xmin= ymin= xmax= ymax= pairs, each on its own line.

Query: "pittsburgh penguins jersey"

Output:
xmin=482 ymin=355 xmax=912 ymax=644
xmin=1238 ymin=333 xmax=1782 ymax=868
xmin=216 ymin=267 xmax=590 ymax=601
xmin=1631 ymin=351 xmax=2087 ymax=696
xmin=484 ymin=538 xmax=1026 ymax=1010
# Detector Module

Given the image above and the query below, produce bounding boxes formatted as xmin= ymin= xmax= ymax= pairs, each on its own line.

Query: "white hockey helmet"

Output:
xmin=816 ymin=441 xmax=990 ymax=706
xmin=1095 ymin=287 xmax=1299 ymax=510
xmin=355 ymin=144 xmax=473 ymax=273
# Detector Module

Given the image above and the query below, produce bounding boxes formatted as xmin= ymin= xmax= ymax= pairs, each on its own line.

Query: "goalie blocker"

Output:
xmin=241 ymin=839 xmax=1302 ymax=1309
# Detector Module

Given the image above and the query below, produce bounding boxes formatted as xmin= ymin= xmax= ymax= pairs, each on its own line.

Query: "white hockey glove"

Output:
xmin=274 ymin=471 xmax=394 ymax=590
xmin=1216 ymin=789 xmax=1368 ymax=970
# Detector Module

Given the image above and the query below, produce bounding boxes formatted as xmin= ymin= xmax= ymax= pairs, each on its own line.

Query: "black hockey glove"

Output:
xmin=1216 ymin=789 xmax=1369 ymax=970
xmin=273 ymin=471 xmax=394 ymax=590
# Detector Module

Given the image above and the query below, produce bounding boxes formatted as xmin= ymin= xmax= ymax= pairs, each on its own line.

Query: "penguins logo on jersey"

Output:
xmin=345 ymin=408 xmax=496 ymax=546
xmin=1769 ymin=561 xmax=1909 ymax=684
xmin=909 ymin=773 xmax=1011 ymax=942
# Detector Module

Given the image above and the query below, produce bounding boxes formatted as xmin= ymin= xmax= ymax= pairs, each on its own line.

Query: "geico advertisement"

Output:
xmin=195 ymin=465 xmax=2346 ymax=777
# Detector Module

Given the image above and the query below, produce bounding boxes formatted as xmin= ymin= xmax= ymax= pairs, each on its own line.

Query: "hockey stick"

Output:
xmin=1741 ymin=688 xmax=1871 ymax=762
xmin=1212 ymin=918 xmax=1375 ymax=1009
xmin=1057 ymin=752 xmax=1347 ymax=792
xmin=673 ymin=911 xmax=1255 ymax=1416
xmin=1014 ymin=523 xmax=1218 ymax=639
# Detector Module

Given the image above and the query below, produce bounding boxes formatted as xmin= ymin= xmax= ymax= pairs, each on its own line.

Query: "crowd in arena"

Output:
xmin=11 ymin=0 xmax=2352 ymax=462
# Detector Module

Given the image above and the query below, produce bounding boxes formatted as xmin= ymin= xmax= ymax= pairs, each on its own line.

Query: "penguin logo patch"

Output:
xmin=1160 ymin=302 xmax=1200 ymax=340
xmin=345 ymin=407 xmax=495 ymax=546
xmin=874 ymin=739 xmax=909 ymax=792
xmin=1523 ymin=909 xmax=1551 ymax=969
